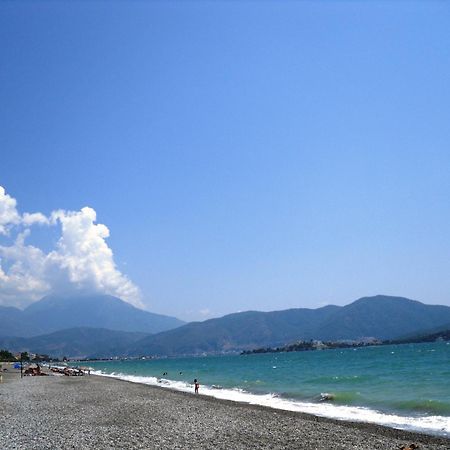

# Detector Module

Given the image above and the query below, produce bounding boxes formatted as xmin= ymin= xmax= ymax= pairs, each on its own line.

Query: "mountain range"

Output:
xmin=0 ymin=327 xmax=149 ymax=360
xmin=0 ymin=294 xmax=184 ymax=337
xmin=1 ymin=294 xmax=450 ymax=358
xmin=128 ymin=295 xmax=450 ymax=356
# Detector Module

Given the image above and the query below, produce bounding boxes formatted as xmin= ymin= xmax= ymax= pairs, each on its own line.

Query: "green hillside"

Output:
xmin=129 ymin=296 xmax=450 ymax=356
xmin=0 ymin=327 xmax=149 ymax=359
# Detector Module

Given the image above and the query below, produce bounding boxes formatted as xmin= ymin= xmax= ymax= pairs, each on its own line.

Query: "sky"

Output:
xmin=1 ymin=1 xmax=450 ymax=321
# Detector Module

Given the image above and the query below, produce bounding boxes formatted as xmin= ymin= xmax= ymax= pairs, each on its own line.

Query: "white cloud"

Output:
xmin=0 ymin=186 xmax=143 ymax=309
xmin=0 ymin=230 xmax=50 ymax=308
xmin=198 ymin=308 xmax=212 ymax=318
xmin=22 ymin=212 xmax=50 ymax=226
xmin=0 ymin=186 xmax=21 ymax=234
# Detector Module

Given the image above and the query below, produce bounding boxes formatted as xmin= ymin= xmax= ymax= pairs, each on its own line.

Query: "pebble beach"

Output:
xmin=1 ymin=371 xmax=449 ymax=450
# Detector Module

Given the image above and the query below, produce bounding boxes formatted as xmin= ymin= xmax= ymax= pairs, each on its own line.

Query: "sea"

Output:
xmin=80 ymin=341 xmax=450 ymax=437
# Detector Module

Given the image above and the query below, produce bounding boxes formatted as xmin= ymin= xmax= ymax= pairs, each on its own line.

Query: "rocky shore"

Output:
xmin=1 ymin=372 xmax=449 ymax=449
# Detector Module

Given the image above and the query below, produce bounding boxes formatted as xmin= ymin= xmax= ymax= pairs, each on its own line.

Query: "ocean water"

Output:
xmin=80 ymin=342 xmax=450 ymax=437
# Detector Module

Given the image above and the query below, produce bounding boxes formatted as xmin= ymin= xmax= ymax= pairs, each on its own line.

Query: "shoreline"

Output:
xmin=1 ymin=371 xmax=449 ymax=449
xmin=93 ymin=369 xmax=450 ymax=438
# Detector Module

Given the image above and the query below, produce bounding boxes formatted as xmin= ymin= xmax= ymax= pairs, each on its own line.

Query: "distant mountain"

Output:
xmin=3 ymin=295 xmax=449 ymax=358
xmin=0 ymin=327 xmax=149 ymax=359
xmin=129 ymin=304 xmax=340 ymax=356
xmin=392 ymin=322 xmax=450 ymax=343
xmin=311 ymin=296 xmax=450 ymax=341
xmin=394 ymin=328 xmax=450 ymax=344
xmin=0 ymin=306 xmax=27 ymax=336
xmin=0 ymin=294 xmax=184 ymax=337
xmin=129 ymin=295 xmax=450 ymax=356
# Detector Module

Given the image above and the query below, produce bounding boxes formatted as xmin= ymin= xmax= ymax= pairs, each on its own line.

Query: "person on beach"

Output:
xmin=194 ymin=379 xmax=199 ymax=394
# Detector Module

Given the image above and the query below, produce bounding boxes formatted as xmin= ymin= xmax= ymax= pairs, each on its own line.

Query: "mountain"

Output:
xmin=392 ymin=322 xmax=450 ymax=342
xmin=129 ymin=305 xmax=340 ymax=356
xmin=0 ymin=294 xmax=184 ymax=337
xmin=3 ymin=294 xmax=449 ymax=358
xmin=393 ymin=328 xmax=450 ymax=344
xmin=0 ymin=305 xmax=28 ymax=336
xmin=0 ymin=327 xmax=149 ymax=359
xmin=129 ymin=295 xmax=450 ymax=356
xmin=312 ymin=296 xmax=450 ymax=341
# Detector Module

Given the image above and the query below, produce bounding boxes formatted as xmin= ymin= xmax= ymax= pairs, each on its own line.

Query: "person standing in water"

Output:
xmin=194 ymin=378 xmax=199 ymax=394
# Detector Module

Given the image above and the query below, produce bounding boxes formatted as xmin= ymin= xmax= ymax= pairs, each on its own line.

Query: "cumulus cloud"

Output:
xmin=22 ymin=212 xmax=50 ymax=226
xmin=0 ymin=230 xmax=50 ymax=307
xmin=0 ymin=186 xmax=21 ymax=234
xmin=0 ymin=186 xmax=143 ymax=309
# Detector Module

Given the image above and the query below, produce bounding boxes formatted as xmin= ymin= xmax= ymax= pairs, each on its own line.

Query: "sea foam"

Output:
xmin=91 ymin=370 xmax=450 ymax=438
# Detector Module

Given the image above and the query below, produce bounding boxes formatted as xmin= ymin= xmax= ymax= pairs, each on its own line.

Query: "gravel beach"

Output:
xmin=1 ymin=371 xmax=449 ymax=450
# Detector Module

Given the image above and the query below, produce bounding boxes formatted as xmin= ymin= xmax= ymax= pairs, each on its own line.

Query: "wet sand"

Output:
xmin=1 ymin=371 xmax=449 ymax=449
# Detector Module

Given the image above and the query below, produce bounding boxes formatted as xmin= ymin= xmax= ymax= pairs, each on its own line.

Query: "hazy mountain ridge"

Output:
xmin=308 ymin=296 xmax=450 ymax=341
xmin=0 ymin=294 xmax=184 ymax=337
xmin=0 ymin=306 xmax=26 ymax=336
xmin=129 ymin=295 xmax=450 ymax=356
xmin=393 ymin=322 xmax=450 ymax=342
xmin=0 ymin=327 xmax=149 ymax=359
xmin=2 ymin=295 xmax=450 ymax=359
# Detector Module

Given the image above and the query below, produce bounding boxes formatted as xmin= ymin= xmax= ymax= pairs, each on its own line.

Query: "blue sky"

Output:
xmin=1 ymin=1 xmax=450 ymax=320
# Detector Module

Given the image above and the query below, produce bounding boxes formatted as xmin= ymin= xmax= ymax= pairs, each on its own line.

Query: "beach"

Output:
xmin=1 ymin=371 xmax=449 ymax=450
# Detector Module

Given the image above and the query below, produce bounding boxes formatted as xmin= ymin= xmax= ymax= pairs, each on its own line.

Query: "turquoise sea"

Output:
xmin=81 ymin=342 xmax=450 ymax=437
